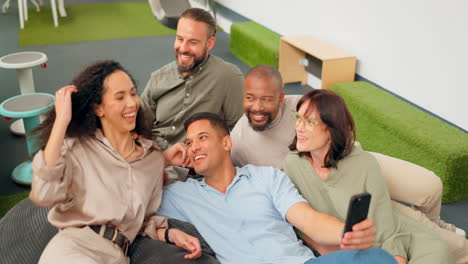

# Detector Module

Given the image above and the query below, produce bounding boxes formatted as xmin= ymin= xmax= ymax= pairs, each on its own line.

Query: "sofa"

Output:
xmin=0 ymin=198 xmax=219 ymax=264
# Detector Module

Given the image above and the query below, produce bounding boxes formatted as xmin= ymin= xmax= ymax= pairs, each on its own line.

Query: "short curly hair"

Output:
xmin=36 ymin=60 xmax=152 ymax=149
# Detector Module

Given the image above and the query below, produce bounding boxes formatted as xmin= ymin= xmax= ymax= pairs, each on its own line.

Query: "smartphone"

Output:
xmin=342 ymin=192 xmax=371 ymax=237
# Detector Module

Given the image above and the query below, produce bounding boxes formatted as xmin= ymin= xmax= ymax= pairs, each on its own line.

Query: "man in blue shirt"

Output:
xmin=158 ymin=112 xmax=396 ymax=264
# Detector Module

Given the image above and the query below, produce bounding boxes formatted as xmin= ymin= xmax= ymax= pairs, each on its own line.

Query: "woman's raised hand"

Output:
xmin=54 ymin=85 xmax=78 ymax=126
xmin=43 ymin=85 xmax=78 ymax=168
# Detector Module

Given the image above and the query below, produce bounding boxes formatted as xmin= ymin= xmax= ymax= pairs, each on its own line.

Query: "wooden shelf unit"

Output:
xmin=279 ymin=35 xmax=356 ymax=90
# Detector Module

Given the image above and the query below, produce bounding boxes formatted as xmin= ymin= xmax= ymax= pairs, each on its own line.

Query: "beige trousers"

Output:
xmin=39 ymin=226 xmax=129 ymax=264
xmin=371 ymin=152 xmax=468 ymax=264
xmin=371 ymin=151 xmax=442 ymax=221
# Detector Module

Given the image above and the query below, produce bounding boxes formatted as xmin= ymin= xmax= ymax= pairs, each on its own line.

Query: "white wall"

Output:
xmin=217 ymin=0 xmax=468 ymax=130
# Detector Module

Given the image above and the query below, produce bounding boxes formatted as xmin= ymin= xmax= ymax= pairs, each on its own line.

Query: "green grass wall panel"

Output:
xmin=230 ymin=22 xmax=280 ymax=68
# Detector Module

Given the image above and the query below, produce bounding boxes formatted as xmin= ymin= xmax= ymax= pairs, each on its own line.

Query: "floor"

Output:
xmin=0 ymin=1 xmax=466 ymax=234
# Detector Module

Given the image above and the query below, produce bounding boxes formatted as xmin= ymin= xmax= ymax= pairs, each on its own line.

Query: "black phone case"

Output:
xmin=343 ymin=192 xmax=371 ymax=234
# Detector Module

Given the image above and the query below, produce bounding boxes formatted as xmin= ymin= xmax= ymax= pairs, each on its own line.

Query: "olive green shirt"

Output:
xmin=284 ymin=147 xmax=414 ymax=259
xmin=140 ymin=54 xmax=244 ymax=150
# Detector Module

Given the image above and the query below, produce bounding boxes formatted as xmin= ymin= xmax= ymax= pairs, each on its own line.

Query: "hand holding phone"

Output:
xmin=342 ymin=192 xmax=371 ymax=237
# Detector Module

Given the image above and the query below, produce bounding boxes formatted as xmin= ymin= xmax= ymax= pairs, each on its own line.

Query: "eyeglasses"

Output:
xmin=291 ymin=111 xmax=321 ymax=130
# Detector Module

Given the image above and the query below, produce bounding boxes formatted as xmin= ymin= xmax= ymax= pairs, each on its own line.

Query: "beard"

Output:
xmin=247 ymin=109 xmax=273 ymax=132
xmin=175 ymin=48 xmax=208 ymax=74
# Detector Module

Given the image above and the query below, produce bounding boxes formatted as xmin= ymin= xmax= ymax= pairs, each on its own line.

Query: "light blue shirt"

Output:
xmin=158 ymin=165 xmax=315 ymax=264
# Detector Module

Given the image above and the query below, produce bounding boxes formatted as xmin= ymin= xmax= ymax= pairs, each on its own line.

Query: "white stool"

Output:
xmin=0 ymin=51 xmax=48 ymax=135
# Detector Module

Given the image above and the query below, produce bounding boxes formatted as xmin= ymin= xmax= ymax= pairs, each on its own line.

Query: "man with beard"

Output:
xmin=230 ymin=65 xmax=301 ymax=169
xmin=229 ymin=66 xmax=467 ymax=262
xmin=141 ymin=8 xmax=243 ymax=151
xmin=157 ymin=112 xmax=396 ymax=264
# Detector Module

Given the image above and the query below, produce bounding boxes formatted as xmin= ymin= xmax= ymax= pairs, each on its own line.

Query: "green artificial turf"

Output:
xmin=0 ymin=191 xmax=29 ymax=218
xmin=332 ymin=81 xmax=468 ymax=203
xmin=230 ymin=21 xmax=280 ymax=68
xmin=19 ymin=1 xmax=175 ymax=47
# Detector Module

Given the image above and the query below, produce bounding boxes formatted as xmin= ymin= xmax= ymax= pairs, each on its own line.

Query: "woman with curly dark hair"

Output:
xmin=30 ymin=60 xmax=201 ymax=263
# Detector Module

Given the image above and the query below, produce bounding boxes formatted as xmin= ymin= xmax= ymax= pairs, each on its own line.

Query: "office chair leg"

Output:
xmin=2 ymin=0 xmax=11 ymax=13
xmin=31 ymin=0 xmax=41 ymax=12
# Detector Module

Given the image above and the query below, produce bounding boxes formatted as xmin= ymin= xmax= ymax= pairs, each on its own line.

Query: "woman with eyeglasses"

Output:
xmin=283 ymin=89 xmax=452 ymax=264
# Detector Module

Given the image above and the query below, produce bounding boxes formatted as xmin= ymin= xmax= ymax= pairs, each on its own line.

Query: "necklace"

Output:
xmin=123 ymin=139 xmax=135 ymax=159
